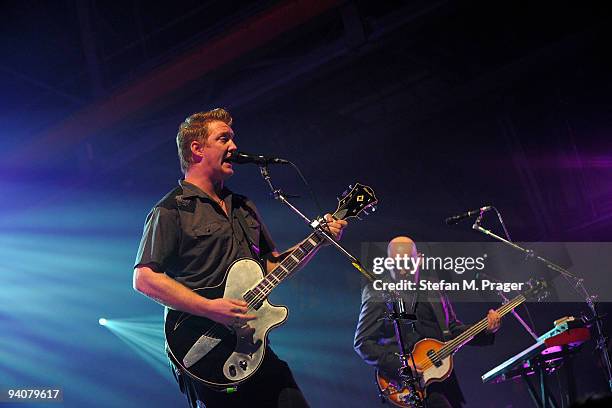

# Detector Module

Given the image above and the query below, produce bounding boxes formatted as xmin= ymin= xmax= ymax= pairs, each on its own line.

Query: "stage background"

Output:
xmin=1 ymin=1 xmax=611 ymax=407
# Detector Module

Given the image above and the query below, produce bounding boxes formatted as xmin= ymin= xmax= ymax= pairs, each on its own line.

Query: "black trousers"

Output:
xmin=171 ymin=348 xmax=310 ymax=408
xmin=426 ymin=391 xmax=454 ymax=408
xmin=425 ymin=381 xmax=463 ymax=408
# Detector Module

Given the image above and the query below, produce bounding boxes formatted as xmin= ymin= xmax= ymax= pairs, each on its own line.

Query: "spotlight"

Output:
xmin=99 ymin=318 xmax=107 ymax=326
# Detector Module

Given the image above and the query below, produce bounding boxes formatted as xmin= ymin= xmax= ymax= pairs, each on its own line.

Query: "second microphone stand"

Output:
xmin=472 ymin=208 xmax=612 ymax=393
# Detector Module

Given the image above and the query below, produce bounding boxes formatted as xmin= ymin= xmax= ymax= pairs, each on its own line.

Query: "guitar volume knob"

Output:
xmin=239 ymin=360 xmax=248 ymax=370
xmin=228 ymin=365 xmax=237 ymax=377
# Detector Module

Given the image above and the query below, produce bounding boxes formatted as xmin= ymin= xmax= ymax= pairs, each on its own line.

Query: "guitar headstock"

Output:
xmin=523 ymin=278 xmax=549 ymax=302
xmin=332 ymin=182 xmax=378 ymax=221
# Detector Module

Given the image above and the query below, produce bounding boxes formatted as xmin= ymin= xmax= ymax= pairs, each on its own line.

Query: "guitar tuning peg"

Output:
xmin=341 ymin=190 xmax=348 ymax=197
xmin=356 ymin=215 xmax=363 ymax=221
xmin=362 ymin=210 xmax=369 ymax=216
xmin=371 ymin=206 xmax=377 ymax=212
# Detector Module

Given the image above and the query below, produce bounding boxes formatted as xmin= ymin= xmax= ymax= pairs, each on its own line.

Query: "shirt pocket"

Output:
xmin=191 ymin=222 xmax=221 ymax=244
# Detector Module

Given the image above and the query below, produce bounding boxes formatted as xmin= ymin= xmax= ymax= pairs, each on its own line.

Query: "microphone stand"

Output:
xmin=259 ymin=164 xmax=424 ymax=406
xmin=474 ymin=208 xmax=538 ymax=341
xmin=384 ymin=288 xmax=426 ymax=408
xmin=472 ymin=210 xmax=612 ymax=392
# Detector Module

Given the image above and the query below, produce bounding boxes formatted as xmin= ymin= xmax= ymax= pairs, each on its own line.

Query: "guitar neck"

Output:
xmin=241 ymin=182 xmax=377 ymax=307
xmin=248 ymin=231 xmax=325 ymax=302
xmin=438 ymin=294 xmax=526 ymax=359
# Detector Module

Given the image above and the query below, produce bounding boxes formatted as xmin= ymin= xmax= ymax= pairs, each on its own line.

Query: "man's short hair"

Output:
xmin=176 ymin=108 xmax=233 ymax=174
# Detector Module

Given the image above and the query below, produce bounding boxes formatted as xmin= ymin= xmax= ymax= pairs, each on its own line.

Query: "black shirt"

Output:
xmin=134 ymin=180 xmax=276 ymax=289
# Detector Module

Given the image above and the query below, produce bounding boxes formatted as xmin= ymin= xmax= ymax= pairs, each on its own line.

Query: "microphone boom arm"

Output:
xmin=258 ymin=164 xmax=375 ymax=282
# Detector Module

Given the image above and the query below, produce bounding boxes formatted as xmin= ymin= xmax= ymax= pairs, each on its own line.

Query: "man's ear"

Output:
xmin=190 ymin=140 xmax=204 ymax=163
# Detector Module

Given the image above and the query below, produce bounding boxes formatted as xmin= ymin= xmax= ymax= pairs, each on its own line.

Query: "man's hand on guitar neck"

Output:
xmin=321 ymin=213 xmax=348 ymax=244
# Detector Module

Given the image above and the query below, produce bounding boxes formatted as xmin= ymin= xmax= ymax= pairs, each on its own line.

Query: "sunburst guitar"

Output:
xmin=376 ymin=279 xmax=548 ymax=407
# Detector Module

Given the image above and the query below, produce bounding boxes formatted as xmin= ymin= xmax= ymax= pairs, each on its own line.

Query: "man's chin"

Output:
xmin=221 ymin=167 xmax=234 ymax=178
xmin=222 ymin=162 xmax=234 ymax=174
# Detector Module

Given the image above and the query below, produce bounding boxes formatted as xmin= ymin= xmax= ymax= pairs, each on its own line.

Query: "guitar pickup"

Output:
xmin=427 ymin=349 xmax=442 ymax=368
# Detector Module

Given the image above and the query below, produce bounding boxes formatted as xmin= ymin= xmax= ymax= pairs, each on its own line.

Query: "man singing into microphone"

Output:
xmin=133 ymin=108 xmax=347 ymax=408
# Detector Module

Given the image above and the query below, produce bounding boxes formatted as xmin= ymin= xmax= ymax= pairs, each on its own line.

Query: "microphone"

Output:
xmin=445 ymin=206 xmax=492 ymax=225
xmin=227 ymin=151 xmax=289 ymax=165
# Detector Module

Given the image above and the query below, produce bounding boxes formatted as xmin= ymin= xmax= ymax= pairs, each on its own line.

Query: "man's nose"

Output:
xmin=228 ymin=140 xmax=237 ymax=151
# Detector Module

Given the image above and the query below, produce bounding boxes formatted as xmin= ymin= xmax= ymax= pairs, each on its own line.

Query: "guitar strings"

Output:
xmin=245 ymin=208 xmax=362 ymax=310
xmin=418 ymin=297 xmax=520 ymax=370
xmin=439 ymin=295 xmax=524 ymax=357
xmin=244 ymin=231 xmax=325 ymax=308
xmin=414 ymin=296 xmax=525 ymax=371
xmin=417 ymin=296 xmax=522 ymax=369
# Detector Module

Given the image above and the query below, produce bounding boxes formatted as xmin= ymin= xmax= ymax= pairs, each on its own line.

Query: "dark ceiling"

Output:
xmin=2 ymin=1 xmax=607 ymax=140
xmin=1 ymin=0 xmax=610 ymax=241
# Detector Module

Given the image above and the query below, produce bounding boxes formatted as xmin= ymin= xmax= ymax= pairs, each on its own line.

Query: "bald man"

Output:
xmin=354 ymin=236 xmax=500 ymax=408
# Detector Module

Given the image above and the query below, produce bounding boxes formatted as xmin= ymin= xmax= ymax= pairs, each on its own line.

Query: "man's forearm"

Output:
xmin=133 ymin=266 xmax=210 ymax=316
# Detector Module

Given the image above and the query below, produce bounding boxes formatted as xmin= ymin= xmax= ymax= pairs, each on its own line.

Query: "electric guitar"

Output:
xmin=165 ymin=183 xmax=377 ymax=389
xmin=376 ymin=279 xmax=548 ymax=407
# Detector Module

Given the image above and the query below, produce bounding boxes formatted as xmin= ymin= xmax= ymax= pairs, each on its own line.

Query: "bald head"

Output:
xmin=387 ymin=236 xmax=418 ymax=258
xmin=386 ymin=236 xmax=420 ymax=279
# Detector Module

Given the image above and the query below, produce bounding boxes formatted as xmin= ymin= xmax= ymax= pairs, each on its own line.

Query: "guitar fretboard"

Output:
xmin=438 ymin=294 xmax=526 ymax=359
xmin=243 ymin=231 xmax=325 ymax=307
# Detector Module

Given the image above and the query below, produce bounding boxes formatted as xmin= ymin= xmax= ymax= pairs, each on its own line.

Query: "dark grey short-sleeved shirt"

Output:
xmin=134 ymin=180 xmax=276 ymax=289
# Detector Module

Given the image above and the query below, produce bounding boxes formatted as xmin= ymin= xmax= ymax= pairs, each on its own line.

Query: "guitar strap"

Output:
xmin=233 ymin=197 xmax=264 ymax=267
